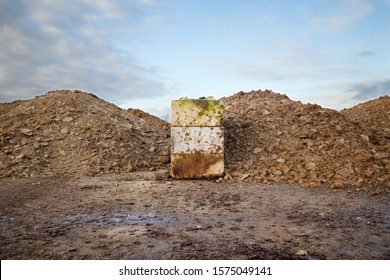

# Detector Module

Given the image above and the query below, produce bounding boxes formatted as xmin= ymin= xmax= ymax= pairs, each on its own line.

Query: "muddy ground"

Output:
xmin=0 ymin=171 xmax=389 ymax=260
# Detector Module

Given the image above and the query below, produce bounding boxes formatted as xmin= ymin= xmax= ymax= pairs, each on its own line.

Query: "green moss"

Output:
xmin=172 ymin=98 xmax=223 ymax=126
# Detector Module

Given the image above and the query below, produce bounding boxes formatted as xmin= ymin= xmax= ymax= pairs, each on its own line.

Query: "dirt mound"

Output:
xmin=341 ymin=96 xmax=390 ymax=147
xmin=1 ymin=88 xmax=388 ymax=188
xmin=0 ymin=90 xmax=170 ymax=178
xmin=221 ymin=90 xmax=389 ymax=188
xmin=127 ymin=108 xmax=170 ymax=130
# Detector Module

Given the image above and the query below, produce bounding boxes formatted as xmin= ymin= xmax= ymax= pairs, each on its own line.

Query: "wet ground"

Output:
xmin=0 ymin=171 xmax=389 ymax=259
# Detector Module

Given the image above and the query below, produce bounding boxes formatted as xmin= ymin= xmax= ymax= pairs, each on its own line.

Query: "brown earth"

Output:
xmin=341 ymin=96 xmax=390 ymax=149
xmin=0 ymin=89 xmax=389 ymax=260
xmin=1 ymin=89 xmax=388 ymax=189
xmin=221 ymin=90 xmax=389 ymax=189
xmin=0 ymin=172 xmax=389 ymax=260
xmin=0 ymin=90 xmax=170 ymax=178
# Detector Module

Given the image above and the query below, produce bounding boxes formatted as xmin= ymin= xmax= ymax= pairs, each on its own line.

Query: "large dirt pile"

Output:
xmin=0 ymin=90 xmax=170 ymax=178
xmin=1 ymin=88 xmax=388 ymax=189
xmin=221 ymin=90 xmax=389 ymax=188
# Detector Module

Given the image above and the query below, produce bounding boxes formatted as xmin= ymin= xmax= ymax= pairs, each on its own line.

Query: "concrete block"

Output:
xmin=171 ymin=154 xmax=224 ymax=179
xmin=171 ymin=99 xmax=223 ymax=127
xmin=171 ymin=127 xmax=223 ymax=154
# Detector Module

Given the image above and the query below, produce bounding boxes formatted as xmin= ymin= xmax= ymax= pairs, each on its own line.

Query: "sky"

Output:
xmin=0 ymin=0 xmax=389 ymax=119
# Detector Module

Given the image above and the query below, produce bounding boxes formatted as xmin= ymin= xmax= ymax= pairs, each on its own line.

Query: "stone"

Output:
xmin=272 ymin=170 xmax=282 ymax=176
xmin=262 ymin=109 xmax=270 ymax=115
xmin=360 ymin=134 xmax=369 ymax=142
xmin=60 ymin=128 xmax=68 ymax=134
xmin=374 ymin=152 xmax=388 ymax=159
xmin=20 ymin=128 xmax=33 ymax=136
xmin=63 ymin=116 xmax=73 ymax=122
xmin=306 ymin=162 xmax=316 ymax=170
xmin=296 ymin=249 xmax=307 ymax=256
xmin=125 ymin=164 xmax=133 ymax=172
xmin=338 ymin=168 xmax=355 ymax=177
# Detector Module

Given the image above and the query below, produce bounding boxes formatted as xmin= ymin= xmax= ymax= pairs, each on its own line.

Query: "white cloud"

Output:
xmin=357 ymin=50 xmax=376 ymax=57
xmin=215 ymin=43 xmax=350 ymax=84
xmin=0 ymin=0 xmax=170 ymax=104
xmin=89 ymin=0 xmax=123 ymax=18
xmin=308 ymin=0 xmax=373 ymax=33
xmin=140 ymin=0 xmax=155 ymax=6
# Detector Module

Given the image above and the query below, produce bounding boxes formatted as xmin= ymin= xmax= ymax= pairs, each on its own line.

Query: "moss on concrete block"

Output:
xmin=171 ymin=98 xmax=223 ymax=127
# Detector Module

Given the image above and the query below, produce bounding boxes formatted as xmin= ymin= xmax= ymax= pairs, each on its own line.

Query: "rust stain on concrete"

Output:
xmin=171 ymin=154 xmax=224 ymax=179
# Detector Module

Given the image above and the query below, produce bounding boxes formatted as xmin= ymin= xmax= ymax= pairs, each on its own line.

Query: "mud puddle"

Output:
xmin=60 ymin=211 xmax=180 ymax=227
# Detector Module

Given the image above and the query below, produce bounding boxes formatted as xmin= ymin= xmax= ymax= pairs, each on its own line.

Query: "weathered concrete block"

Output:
xmin=171 ymin=127 xmax=224 ymax=154
xmin=171 ymin=99 xmax=223 ymax=127
xmin=170 ymin=154 xmax=224 ymax=179
xmin=171 ymin=97 xmax=224 ymax=179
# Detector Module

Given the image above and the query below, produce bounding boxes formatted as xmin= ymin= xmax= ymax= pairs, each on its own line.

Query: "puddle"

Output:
xmin=108 ymin=212 xmax=179 ymax=226
xmin=59 ymin=211 xmax=179 ymax=228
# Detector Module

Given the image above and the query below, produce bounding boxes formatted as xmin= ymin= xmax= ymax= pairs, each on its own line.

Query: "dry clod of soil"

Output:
xmin=0 ymin=90 xmax=170 ymax=178
xmin=221 ymin=90 xmax=389 ymax=188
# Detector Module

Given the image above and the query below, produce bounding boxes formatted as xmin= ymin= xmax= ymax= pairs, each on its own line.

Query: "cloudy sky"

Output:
xmin=0 ymin=0 xmax=389 ymax=117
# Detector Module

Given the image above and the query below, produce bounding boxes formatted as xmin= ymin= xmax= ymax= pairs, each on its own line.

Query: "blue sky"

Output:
xmin=0 ymin=0 xmax=389 ymax=118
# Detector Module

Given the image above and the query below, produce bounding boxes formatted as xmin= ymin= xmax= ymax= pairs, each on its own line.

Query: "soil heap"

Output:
xmin=1 ymin=88 xmax=388 ymax=189
xmin=221 ymin=90 xmax=389 ymax=188
xmin=0 ymin=90 xmax=170 ymax=178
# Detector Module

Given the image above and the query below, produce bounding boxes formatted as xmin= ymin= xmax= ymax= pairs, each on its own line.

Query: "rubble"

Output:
xmin=341 ymin=96 xmax=389 ymax=150
xmin=0 ymin=90 xmax=170 ymax=178
xmin=1 ymin=89 xmax=388 ymax=189
xmin=221 ymin=90 xmax=389 ymax=188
